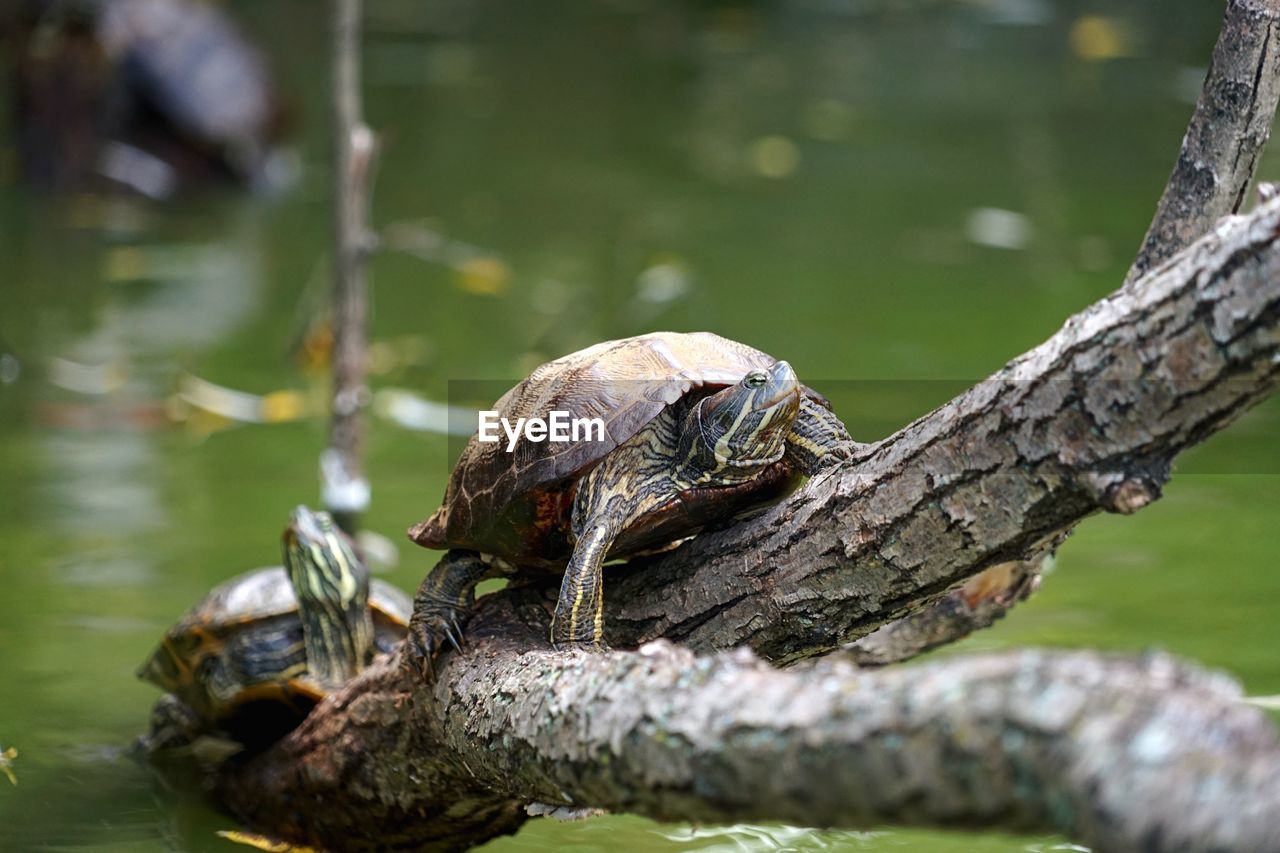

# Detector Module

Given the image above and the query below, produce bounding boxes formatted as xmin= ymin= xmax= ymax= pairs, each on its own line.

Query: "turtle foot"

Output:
xmin=404 ymin=611 xmax=467 ymax=682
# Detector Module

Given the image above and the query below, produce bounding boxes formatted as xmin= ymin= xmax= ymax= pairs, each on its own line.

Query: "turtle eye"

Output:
xmin=744 ymin=370 xmax=768 ymax=388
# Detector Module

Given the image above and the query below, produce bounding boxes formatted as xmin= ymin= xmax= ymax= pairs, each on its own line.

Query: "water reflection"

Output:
xmin=33 ymin=210 xmax=264 ymax=576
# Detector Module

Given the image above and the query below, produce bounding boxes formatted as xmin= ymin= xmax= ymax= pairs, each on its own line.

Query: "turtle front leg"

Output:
xmin=553 ymin=415 xmax=679 ymax=651
xmin=550 ymin=522 xmax=620 ymax=651
xmin=785 ymin=395 xmax=858 ymax=474
xmin=136 ymin=694 xmax=207 ymax=754
xmin=405 ymin=549 xmax=491 ymax=680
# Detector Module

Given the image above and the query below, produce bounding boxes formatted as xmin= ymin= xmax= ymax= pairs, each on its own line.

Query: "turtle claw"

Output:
xmin=405 ymin=611 xmax=467 ymax=682
xmin=402 ymin=626 xmax=433 ymax=682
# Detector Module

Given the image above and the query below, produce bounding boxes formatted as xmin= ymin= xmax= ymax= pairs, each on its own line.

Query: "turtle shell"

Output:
xmin=411 ymin=331 xmax=819 ymax=567
xmin=138 ymin=566 xmax=411 ymax=728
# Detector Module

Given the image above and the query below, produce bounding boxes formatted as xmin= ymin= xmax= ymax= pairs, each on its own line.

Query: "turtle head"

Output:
xmin=282 ymin=506 xmax=373 ymax=688
xmin=679 ymin=361 xmax=801 ymax=484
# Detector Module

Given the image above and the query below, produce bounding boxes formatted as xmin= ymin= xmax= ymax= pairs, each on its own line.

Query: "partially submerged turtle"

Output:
xmin=138 ymin=506 xmax=410 ymax=748
xmin=406 ymin=331 xmax=856 ymax=666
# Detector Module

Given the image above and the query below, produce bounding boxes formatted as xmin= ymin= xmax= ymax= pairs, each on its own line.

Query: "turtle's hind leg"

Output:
xmin=406 ymin=550 xmax=492 ymax=680
xmin=786 ymin=395 xmax=858 ymax=474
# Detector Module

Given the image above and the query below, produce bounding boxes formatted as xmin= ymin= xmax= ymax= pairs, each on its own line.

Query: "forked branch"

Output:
xmin=217 ymin=193 xmax=1280 ymax=853
xmin=1129 ymin=0 xmax=1280 ymax=281
xmin=209 ymin=3 xmax=1280 ymax=849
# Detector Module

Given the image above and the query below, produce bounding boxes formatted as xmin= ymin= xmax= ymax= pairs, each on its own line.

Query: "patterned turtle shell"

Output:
xmin=137 ymin=566 xmax=411 ymax=725
xmin=410 ymin=331 xmax=831 ymax=567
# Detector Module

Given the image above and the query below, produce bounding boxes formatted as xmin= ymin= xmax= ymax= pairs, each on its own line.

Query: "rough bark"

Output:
xmin=216 ymin=193 xmax=1280 ymax=852
xmin=1128 ymin=0 xmax=1280 ymax=282
xmin=596 ymin=198 xmax=1280 ymax=663
xmin=821 ymin=0 xmax=1280 ymax=653
xmin=221 ymin=636 xmax=1280 ymax=853
xmin=842 ymin=558 xmax=1042 ymax=666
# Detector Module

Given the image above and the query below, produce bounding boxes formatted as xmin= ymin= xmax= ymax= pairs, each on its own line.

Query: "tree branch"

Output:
xmin=202 ymin=7 xmax=1280 ymax=846
xmin=791 ymin=0 xmax=1280 ymax=656
xmin=841 ymin=558 xmax=1042 ymax=667
xmin=215 ymin=190 xmax=1280 ymax=852
xmin=222 ymin=639 xmax=1280 ymax=852
xmin=599 ymin=196 xmax=1280 ymax=663
xmin=1128 ymin=0 xmax=1280 ymax=282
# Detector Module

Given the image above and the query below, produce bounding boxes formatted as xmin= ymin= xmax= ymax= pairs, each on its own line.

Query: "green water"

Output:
xmin=1 ymin=1 xmax=1278 ymax=850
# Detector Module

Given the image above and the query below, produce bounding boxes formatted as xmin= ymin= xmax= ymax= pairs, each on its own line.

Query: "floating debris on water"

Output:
xmin=635 ymin=258 xmax=690 ymax=305
xmin=382 ymin=221 xmax=511 ymax=294
xmin=965 ymin=207 xmax=1033 ymax=250
xmin=372 ymin=388 xmax=476 ymax=436
xmin=1069 ymin=15 xmax=1135 ymax=63
xmin=217 ymin=830 xmax=317 ymax=852
xmin=177 ymin=373 xmax=311 ymax=426
xmin=1 ymin=745 xmax=17 ymax=785
xmin=748 ymin=135 xmax=800 ymax=179
xmin=47 ymin=357 xmax=130 ymax=396
xmin=177 ymin=372 xmax=472 ymax=437
xmin=455 ymin=256 xmax=511 ymax=295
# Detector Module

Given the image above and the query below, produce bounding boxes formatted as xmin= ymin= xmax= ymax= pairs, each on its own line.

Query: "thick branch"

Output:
xmin=198 ymin=8 xmax=1280 ymax=848
xmin=222 ymin=639 xmax=1280 ymax=852
xmin=599 ymin=197 xmax=1280 ymax=662
xmin=217 ymin=189 xmax=1280 ymax=853
xmin=842 ymin=558 xmax=1042 ymax=666
xmin=1128 ymin=0 xmax=1280 ymax=282
xmin=896 ymin=0 xmax=1280 ymax=650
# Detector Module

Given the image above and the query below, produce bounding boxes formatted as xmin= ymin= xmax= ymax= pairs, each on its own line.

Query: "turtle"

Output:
xmin=138 ymin=506 xmax=411 ymax=749
xmin=405 ymin=331 xmax=857 ymax=669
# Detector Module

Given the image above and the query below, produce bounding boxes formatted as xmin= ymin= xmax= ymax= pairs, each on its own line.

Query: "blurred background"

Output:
xmin=1 ymin=0 xmax=1278 ymax=850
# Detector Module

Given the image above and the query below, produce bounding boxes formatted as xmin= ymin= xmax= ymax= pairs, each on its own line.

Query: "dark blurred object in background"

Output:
xmin=3 ymin=0 xmax=296 ymax=198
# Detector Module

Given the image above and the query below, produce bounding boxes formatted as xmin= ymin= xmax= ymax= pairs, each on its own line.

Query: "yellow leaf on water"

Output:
xmin=455 ymin=256 xmax=511 ymax=295
xmin=216 ymin=829 xmax=319 ymax=852
xmin=296 ymin=321 xmax=334 ymax=375
xmin=183 ymin=407 xmax=237 ymax=438
xmin=1069 ymin=16 xmax=1133 ymax=63
xmin=260 ymin=390 xmax=308 ymax=424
